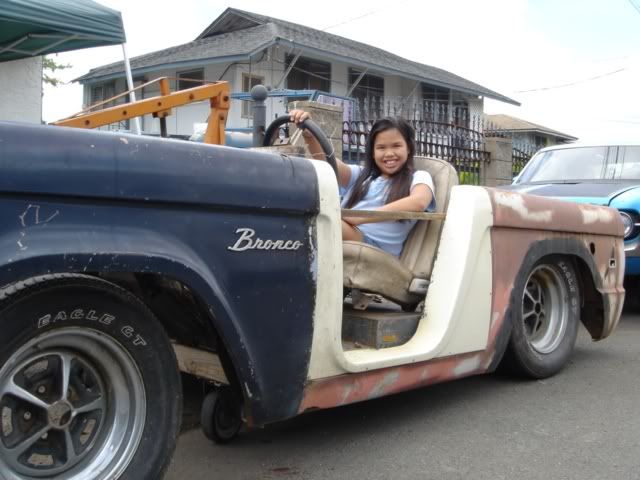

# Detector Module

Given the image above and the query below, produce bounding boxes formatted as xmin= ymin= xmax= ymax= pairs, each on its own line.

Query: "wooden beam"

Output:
xmin=346 ymin=69 xmax=369 ymax=96
xmin=276 ymin=50 xmax=302 ymax=88
xmin=341 ymin=209 xmax=445 ymax=221
xmin=173 ymin=343 xmax=229 ymax=384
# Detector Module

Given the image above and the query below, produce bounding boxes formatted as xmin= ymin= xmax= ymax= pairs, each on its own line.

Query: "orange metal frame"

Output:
xmin=52 ymin=78 xmax=230 ymax=145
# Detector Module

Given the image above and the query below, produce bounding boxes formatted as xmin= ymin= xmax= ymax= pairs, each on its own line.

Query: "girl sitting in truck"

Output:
xmin=289 ymin=110 xmax=435 ymax=257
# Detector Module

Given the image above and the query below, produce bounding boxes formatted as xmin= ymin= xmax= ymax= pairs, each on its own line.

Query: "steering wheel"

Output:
xmin=263 ymin=115 xmax=339 ymax=177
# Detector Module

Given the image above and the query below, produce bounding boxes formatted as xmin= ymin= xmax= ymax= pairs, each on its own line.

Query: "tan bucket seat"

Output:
xmin=342 ymin=156 xmax=459 ymax=308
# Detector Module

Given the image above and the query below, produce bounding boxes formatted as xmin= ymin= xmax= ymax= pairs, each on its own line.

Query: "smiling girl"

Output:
xmin=290 ymin=110 xmax=435 ymax=257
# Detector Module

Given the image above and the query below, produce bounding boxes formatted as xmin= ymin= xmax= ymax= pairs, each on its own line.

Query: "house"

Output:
xmin=77 ymin=7 xmax=519 ymax=137
xmin=484 ymin=114 xmax=577 ymax=148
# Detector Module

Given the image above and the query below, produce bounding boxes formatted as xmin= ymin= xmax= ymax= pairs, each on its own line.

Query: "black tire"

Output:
xmin=504 ymin=256 xmax=580 ymax=379
xmin=200 ymin=389 xmax=242 ymax=444
xmin=0 ymin=274 xmax=182 ymax=480
xmin=623 ymin=276 xmax=640 ymax=312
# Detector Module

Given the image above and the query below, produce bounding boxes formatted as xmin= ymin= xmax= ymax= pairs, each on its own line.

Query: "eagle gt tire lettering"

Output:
xmin=0 ymin=274 xmax=182 ymax=480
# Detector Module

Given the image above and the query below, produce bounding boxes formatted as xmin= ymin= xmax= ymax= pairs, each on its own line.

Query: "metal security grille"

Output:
xmin=342 ymin=98 xmax=490 ymax=185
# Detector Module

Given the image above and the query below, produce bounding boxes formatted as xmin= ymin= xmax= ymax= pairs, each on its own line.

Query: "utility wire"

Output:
xmin=628 ymin=0 xmax=640 ymax=15
xmin=322 ymin=10 xmax=382 ymax=31
xmin=321 ymin=1 xmax=409 ymax=31
xmin=515 ymin=68 xmax=626 ymax=93
xmin=604 ymin=118 xmax=640 ymax=125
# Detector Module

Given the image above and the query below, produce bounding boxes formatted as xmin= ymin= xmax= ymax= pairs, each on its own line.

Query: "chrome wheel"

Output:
xmin=522 ymin=264 xmax=569 ymax=354
xmin=0 ymin=328 xmax=145 ymax=480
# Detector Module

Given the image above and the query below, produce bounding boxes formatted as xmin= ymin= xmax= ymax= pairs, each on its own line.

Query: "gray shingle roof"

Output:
xmin=75 ymin=23 xmax=278 ymax=81
xmin=485 ymin=114 xmax=577 ymax=141
xmin=77 ymin=7 xmax=519 ymax=105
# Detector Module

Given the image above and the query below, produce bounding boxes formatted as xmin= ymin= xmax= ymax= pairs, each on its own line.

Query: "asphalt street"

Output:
xmin=167 ymin=312 xmax=640 ymax=480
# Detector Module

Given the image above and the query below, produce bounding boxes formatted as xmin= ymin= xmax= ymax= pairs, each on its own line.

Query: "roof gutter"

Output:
xmin=75 ymin=53 xmax=252 ymax=84
xmin=77 ymin=39 xmax=274 ymax=84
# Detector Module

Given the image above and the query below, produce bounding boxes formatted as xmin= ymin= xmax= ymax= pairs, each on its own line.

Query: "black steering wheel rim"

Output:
xmin=263 ymin=115 xmax=338 ymax=177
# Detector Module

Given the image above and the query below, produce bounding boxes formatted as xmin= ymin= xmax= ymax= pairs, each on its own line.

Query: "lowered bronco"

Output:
xmin=0 ymin=120 xmax=625 ymax=480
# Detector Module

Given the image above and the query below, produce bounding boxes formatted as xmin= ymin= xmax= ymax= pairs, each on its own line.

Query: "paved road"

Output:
xmin=167 ymin=313 xmax=640 ymax=480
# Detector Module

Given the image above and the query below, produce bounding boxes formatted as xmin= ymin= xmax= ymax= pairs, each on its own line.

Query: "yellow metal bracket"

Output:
xmin=52 ymin=78 xmax=230 ymax=145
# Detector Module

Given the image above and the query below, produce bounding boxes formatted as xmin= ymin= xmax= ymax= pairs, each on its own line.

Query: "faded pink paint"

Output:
xmin=487 ymin=188 xmax=625 ymax=340
xmin=298 ymin=351 xmax=488 ymax=412
xmin=490 ymin=189 xmax=624 ymax=237
xmin=298 ymin=188 xmax=625 ymax=414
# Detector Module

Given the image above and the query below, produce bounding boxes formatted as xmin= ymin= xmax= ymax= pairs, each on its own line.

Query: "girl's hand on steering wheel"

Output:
xmin=289 ymin=109 xmax=311 ymax=126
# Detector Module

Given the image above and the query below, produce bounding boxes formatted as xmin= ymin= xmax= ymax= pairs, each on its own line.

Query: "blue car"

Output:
xmin=504 ymin=142 xmax=640 ymax=277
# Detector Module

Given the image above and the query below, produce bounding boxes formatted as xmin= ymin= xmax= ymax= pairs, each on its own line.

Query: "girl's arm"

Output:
xmin=344 ymin=184 xmax=432 ymax=226
xmin=289 ymin=110 xmax=352 ymax=188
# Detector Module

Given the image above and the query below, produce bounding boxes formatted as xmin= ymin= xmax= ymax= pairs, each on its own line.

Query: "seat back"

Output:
xmin=399 ymin=156 xmax=459 ymax=279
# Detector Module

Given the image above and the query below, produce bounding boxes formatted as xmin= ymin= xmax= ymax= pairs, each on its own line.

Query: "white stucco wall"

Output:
xmin=468 ymin=96 xmax=483 ymax=114
xmin=0 ymin=57 xmax=43 ymax=123
xmin=384 ymin=76 xmax=402 ymax=100
xmin=331 ymin=62 xmax=348 ymax=97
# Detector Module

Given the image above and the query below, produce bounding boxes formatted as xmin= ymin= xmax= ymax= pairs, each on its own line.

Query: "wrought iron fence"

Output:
xmin=512 ymin=142 xmax=540 ymax=178
xmin=342 ymin=98 xmax=489 ymax=185
xmin=349 ymin=96 xmax=473 ymax=126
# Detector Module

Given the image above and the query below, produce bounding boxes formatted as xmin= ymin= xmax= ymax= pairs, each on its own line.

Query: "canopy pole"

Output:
xmin=122 ymin=43 xmax=141 ymax=135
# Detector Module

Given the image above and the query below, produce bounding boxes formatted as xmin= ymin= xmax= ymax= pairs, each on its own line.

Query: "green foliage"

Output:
xmin=458 ymin=162 xmax=481 ymax=185
xmin=42 ymin=56 xmax=71 ymax=87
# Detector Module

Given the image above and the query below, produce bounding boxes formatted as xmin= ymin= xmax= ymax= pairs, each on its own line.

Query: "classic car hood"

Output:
xmin=501 ymin=181 xmax=640 ymax=206
xmin=0 ymin=122 xmax=320 ymax=214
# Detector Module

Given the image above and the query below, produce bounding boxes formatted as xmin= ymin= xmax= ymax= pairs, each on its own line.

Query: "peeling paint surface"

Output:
xmin=18 ymin=204 xmax=60 ymax=227
xmin=452 ymin=355 xmax=482 ymax=376
xmin=488 ymin=188 xmax=624 ymax=237
xmin=581 ymin=206 xmax=615 ymax=225
xmin=493 ymin=191 xmax=553 ymax=223
xmin=367 ymin=370 xmax=400 ymax=399
xmin=15 ymin=205 xmax=61 ymax=253
xmin=299 ymin=188 xmax=624 ymax=414
xmin=299 ymin=351 xmax=487 ymax=412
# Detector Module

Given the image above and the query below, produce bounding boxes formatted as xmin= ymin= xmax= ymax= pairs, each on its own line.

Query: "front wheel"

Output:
xmin=504 ymin=256 xmax=581 ymax=379
xmin=200 ymin=388 xmax=242 ymax=444
xmin=0 ymin=274 xmax=182 ymax=480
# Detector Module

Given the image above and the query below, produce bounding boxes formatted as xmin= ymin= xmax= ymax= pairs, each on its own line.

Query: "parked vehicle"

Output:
xmin=505 ymin=143 xmax=640 ymax=279
xmin=0 ymin=120 xmax=625 ymax=480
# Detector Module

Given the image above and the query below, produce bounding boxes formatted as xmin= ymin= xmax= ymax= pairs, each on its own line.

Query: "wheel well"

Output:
xmin=96 ymin=272 xmax=241 ymax=391
xmin=571 ymin=255 xmax=606 ymax=339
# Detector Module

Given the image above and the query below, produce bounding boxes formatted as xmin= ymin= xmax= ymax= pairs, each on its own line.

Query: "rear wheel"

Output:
xmin=504 ymin=256 xmax=580 ymax=378
xmin=0 ymin=274 xmax=182 ymax=480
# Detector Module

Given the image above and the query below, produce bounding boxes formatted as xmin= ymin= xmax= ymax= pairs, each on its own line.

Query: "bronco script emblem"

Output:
xmin=228 ymin=228 xmax=303 ymax=252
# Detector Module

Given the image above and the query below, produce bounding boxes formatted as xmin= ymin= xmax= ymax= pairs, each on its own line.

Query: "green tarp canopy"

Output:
xmin=0 ymin=0 xmax=125 ymax=63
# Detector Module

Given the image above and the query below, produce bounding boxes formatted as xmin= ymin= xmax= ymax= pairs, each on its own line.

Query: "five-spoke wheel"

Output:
xmin=0 ymin=330 xmax=145 ymax=478
xmin=0 ymin=275 xmax=182 ymax=479
xmin=504 ymin=256 xmax=580 ymax=379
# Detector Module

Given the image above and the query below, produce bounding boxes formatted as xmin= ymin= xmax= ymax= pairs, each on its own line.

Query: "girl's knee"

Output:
xmin=341 ymin=220 xmax=363 ymax=242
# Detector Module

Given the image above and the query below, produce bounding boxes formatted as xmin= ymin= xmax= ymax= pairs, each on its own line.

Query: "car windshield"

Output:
xmin=516 ymin=145 xmax=640 ymax=184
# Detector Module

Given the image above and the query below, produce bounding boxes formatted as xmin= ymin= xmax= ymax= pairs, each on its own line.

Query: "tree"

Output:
xmin=42 ymin=56 xmax=71 ymax=87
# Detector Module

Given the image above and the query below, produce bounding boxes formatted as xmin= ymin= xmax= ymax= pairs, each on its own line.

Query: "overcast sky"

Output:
xmin=42 ymin=0 xmax=640 ymax=142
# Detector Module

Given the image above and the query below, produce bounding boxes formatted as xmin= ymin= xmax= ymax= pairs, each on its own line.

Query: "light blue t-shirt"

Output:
xmin=341 ymin=164 xmax=436 ymax=256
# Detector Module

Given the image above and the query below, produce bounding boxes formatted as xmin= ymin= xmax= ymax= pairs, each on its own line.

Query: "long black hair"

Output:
xmin=343 ymin=117 xmax=416 ymax=209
